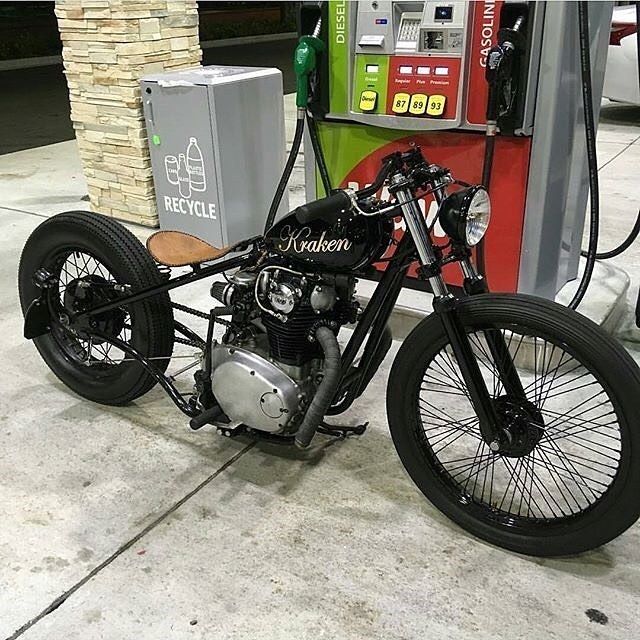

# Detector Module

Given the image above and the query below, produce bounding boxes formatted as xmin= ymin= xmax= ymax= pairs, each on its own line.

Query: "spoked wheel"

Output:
xmin=54 ymin=252 xmax=132 ymax=367
xmin=387 ymin=294 xmax=640 ymax=556
xmin=19 ymin=211 xmax=174 ymax=405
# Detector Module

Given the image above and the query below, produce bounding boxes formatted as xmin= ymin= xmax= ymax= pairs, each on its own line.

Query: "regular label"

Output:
xmin=392 ymin=92 xmax=411 ymax=114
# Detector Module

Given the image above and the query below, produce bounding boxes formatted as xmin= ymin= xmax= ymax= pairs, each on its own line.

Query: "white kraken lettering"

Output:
xmin=278 ymin=225 xmax=353 ymax=254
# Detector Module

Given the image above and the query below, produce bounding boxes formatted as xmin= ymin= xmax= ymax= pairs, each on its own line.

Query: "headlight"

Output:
xmin=438 ymin=186 xmax=491 ymax=247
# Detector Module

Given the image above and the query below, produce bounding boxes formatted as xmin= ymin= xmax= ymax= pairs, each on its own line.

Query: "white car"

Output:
xmin=603 ymin=5 xmax=639 ymax=105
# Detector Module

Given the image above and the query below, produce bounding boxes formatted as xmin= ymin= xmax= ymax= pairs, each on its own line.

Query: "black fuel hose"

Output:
xmin=264 ymin=115 xmax=305 ymax=233
xmin=568 ymin=1 xmax=600 ymax=310
xmin=582 ymin=211 xmax=640 ymax=260
xmin=579 ymin=1 xmax=640 ymax=261
xmin=306 ymin=112 xmax=333 ymax=195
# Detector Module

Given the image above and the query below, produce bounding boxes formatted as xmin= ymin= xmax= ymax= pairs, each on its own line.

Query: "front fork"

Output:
xmin=394 ymin=177 xmax=524 ymax=446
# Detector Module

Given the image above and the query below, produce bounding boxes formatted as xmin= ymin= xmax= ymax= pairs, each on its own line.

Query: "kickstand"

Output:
xmin=316 ymin=420 xmax=369 ymax=440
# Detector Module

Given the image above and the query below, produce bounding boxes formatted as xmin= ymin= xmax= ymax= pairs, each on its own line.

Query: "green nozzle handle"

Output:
xmin=294 ymin=35 xmax=325 ymax=109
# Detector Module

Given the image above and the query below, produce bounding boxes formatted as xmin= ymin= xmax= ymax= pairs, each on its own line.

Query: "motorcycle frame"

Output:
xmin=54 ymin=165 xmax=515 ymax=446
xmin=63 ymin=235 xmax=498 ymax=442
xmin=65 ymin=233 xmax=417 ymax=420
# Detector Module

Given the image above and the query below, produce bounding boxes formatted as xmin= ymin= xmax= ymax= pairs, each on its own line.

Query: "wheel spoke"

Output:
xmin=50 ymin=250 xmax=134 ymax=368
xmin=416 ymin=319 xmax=621 ymax=526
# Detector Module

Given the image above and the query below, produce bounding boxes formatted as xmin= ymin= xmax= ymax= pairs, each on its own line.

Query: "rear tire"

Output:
xmin=19 ymin=211 xmax=174 ymax=405
xmin=387 ymin=294 xmax=640 ymax=556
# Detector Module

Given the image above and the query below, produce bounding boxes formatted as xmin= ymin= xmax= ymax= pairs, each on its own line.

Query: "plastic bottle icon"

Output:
xmin=177 ymin=153 xmax=191 ymax=199
xmin=186 ymin=137 xmax=206 ymax=192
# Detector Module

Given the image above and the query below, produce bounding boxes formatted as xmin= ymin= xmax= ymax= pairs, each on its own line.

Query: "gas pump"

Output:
xmin=300 ymin=1 xmax=613 ymax=299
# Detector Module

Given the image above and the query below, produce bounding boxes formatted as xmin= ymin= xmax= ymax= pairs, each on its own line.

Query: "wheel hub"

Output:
xmin=63 ymin=275 xmax=126 ymax=343
xmin=491 ymin=395 xmax=545 ymax=458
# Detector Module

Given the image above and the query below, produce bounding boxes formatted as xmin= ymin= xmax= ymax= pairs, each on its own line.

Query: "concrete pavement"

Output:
xmin=1 ymin=99 xmax=639 ymax=639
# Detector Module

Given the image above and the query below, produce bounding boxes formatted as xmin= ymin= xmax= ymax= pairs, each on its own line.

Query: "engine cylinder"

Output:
xmin=262 ymin=305 xmax=321 ymax=366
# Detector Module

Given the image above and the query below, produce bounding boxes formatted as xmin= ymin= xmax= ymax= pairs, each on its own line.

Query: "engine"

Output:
xmin=208 ymin=265 xmax=356 ymax=434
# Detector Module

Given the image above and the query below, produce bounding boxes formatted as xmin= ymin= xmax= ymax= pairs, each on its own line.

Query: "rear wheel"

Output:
xmin=19 ymin=211 xmax=174 ymax=405
xmin=387 ymin=294 xmax=640 ymax=556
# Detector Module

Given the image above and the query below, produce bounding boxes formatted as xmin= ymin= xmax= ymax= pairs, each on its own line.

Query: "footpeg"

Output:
xmin=189 ymin=405 xmax=224 ymax=430
xmin=317 ymin=421 xmax=369 ymax=439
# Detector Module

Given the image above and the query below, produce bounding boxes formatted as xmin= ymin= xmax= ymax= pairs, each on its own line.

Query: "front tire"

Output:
xmin=387 ymin=294 xmax=640 ymax=556
xmin=19 ymin=211 xmax=174 ymax=405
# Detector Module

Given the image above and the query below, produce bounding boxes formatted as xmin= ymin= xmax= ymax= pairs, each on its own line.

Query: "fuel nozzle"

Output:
xmin=498 ymin=15 xmax=528 ymax=52
xmin=293 ymin=17 xmax=325 ymax=111
xmin=485 ymin=14 xmax=527 ymax=128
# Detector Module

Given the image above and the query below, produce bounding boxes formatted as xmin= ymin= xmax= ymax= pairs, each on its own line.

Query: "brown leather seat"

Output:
xmin=146 ymin=230 xmax=233 ymax=267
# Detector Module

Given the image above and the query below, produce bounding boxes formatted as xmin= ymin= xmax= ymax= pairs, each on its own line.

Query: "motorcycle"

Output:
xmin=19 ymin=146 xmax=640 ymax=557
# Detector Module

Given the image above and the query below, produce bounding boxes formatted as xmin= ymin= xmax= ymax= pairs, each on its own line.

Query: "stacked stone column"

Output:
xmin=55 ymin=0 xmax=202 ymax=225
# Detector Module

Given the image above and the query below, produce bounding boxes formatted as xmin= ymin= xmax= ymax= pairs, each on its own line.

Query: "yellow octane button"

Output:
xmin=391 ymin=92 xmax=411 ymax=114
xmin=409 ymin=93 xmax=428 ymax=115
xmin=426 ymin=94 xmax=446 ymax=117
xmin=359 ymin=90 xmax=378 ymax=112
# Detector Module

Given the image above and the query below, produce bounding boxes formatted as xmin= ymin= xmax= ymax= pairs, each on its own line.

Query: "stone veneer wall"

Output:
xmin=55 ymin=0 xmax=202 ymax=225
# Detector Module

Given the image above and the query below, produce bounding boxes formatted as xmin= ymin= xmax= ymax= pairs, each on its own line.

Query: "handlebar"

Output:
xmin=355 ymin=158 xmax=396 ymax=199
xmin=292 ymin=148 xmax=450 ymax=225
xmin=294 ymin=157 xmax=396 ymax=224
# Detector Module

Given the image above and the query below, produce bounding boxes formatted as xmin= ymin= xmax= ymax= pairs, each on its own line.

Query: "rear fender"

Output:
xmin=24 ymin=296 xmax=52 ymax=339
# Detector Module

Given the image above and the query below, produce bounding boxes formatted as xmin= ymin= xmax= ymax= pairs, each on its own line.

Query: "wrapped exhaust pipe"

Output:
xmin=294 ymin=326 xmax=342 ymax=449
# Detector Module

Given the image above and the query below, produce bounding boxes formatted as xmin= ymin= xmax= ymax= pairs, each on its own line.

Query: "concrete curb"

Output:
xmin=0 ymin=32 xmax=297 ymax=72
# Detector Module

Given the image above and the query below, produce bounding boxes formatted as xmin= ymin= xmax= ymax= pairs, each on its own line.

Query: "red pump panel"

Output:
xmin=385 ymin=56 xmax=462 ymax=120
xmin=340 ymin=132 xmax=531 ymax=293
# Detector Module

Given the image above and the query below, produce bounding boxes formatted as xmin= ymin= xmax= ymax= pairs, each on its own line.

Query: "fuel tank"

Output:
xmin=264 ymin=209 xmax=392 ymax=271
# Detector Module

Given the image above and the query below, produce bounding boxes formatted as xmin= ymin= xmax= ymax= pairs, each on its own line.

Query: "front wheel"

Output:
xmin=387 ymin=294 xmax=640 ymax=556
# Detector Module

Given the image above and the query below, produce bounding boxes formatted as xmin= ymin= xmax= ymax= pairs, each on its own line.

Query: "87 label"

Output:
xmin=392 ymin=93 xmax=411 ymax=114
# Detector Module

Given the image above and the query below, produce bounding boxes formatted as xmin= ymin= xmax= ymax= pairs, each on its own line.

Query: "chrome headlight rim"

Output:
xmin=438 ymin=185 xmax=491 ymax=248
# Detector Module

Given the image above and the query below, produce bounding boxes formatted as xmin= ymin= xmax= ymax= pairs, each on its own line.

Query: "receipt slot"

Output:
xmin=302 ymin=1 xmax=613 ymax=298
xmin=142 ymin=66 xmax=287 ymax=248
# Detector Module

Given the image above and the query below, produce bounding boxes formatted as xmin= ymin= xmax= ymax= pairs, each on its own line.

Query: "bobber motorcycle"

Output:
xmin=19 ymin=147 xmax=640 ymax=556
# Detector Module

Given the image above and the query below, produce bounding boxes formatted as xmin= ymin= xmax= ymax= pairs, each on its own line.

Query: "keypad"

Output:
xmin=398 ymin=17 xmax=421 ymax=43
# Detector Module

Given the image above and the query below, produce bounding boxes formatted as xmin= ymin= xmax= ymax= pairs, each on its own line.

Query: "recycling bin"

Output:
xmin=141 ymin=65 xmax=287 ymax=247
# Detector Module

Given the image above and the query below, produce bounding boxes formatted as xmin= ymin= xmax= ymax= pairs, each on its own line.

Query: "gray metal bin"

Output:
xmin=141 ymin=65 xmax=287 ymax=247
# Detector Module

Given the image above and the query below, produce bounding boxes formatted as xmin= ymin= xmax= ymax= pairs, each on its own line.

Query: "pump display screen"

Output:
xmin=434 ymin=6 xmax=453 ymax=21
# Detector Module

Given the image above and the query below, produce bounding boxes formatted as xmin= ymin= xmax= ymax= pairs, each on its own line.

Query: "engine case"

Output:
xmin=211 ymin=342 xmax=309 ymax=433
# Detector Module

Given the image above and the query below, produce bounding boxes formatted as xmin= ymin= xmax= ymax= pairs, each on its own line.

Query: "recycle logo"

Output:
xmin=164 ymin=136 xmax=206 ymax=199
